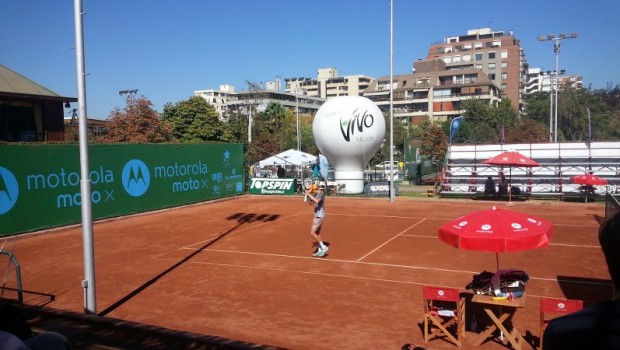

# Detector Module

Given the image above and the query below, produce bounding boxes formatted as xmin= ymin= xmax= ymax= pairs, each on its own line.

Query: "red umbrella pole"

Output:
xmin=496 ymin=253 xmax=500 ymax=272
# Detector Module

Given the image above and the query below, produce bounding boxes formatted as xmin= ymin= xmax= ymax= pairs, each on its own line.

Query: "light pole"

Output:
xmin=388 ymin=0 xmax=395 ymax=203
xmin=546 ymin=71 xmax=553 ymax=142
xmin=73 ymin=0 xmax=96 ymax=314
xmin=537 ymin=33 xmax=578 ymax=142
xmin=295 ymin=88 xmax=301 ymax=151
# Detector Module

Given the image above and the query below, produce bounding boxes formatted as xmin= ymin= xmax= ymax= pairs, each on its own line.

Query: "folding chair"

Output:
xmin=539 ymin=297 xmax=583 ymax=350
xmin=422 ymin=285 xmax=465 ymax=347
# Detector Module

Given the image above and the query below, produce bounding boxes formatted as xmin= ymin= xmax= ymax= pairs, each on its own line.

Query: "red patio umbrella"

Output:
xmin=569 ymin=173 xmax=608 ymax=186
xmin=438 ymin=206 xmax=553 ymax=271
xmin=570 ymin=173 xmax=608 ymax=203
xmin=482 ymin=151 xmax=540 ymax=202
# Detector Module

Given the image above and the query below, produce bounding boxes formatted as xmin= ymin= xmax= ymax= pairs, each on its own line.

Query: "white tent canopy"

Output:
xmin=258 ymin=149 xmax=316 ymax=167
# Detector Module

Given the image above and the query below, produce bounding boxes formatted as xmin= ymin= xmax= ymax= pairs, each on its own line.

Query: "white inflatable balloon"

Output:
xmin=313 ymin=96 xmax=385 ymax=194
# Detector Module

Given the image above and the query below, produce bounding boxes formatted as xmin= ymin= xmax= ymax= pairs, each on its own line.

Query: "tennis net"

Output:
xmin=605 ymin=192 xmax=620 ymax=220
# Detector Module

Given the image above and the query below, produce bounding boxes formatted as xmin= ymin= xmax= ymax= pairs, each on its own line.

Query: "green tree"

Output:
xmin=251 ymin=102 xmax=288 ymax=161
xmin=95 ymin=95 xmax=174 ymax=143
xmin=459 ymin=99 xmax=497 ymax=143
xmin=280 ymin=109 xmax=300 ymax=151
xmin=525 ymin=85 xmax=620 ymax=142
xmin=368 ymin=113 xmax=408 ymax=165
xmin=223 ymin=108 xmax=248 ymax=144
xmin=453 ymin=98 xmax=519 ymax=144
xmin=505 ymin=118 xmax=548 ymax=143
xmin=161 ymin=96 xmax=228 ymax=142
xmin=420 ymin=123 xmax=448 ymax=162
xmin=524 ymin=91 xmax=552 ymax=127
xmin=299 ymin=113 xmax=319 ymax=156
xmin=589 ymin=84 xmax=620 ymax=141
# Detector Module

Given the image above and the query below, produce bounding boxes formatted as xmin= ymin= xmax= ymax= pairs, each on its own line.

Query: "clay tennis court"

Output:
xmin=6 ymin=195 xmax=611 ymax=349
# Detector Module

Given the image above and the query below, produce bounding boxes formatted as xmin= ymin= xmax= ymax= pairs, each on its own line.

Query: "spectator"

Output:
xmin=0 ymin=330 xmax=72 ymax=350
xmin=0 ymin=301 xmax=72 ymax=350
xmin=276 ymin=165 xmax=285 ymax=178
xmin=484 ymin=176 xmax=497 ymax=196
xmin=542 ymin=211 xmax=620 ymax=349
xmin=498 ymin=172 xmax=508 ymax=199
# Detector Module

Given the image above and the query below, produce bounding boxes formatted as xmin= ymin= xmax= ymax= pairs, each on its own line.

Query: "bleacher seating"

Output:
xmin=440 ymin=142 xmax=620 ymax=200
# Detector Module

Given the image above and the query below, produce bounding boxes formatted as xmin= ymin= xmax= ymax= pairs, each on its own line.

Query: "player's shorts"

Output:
xmin=311 ymin=217 xmax=324 ymax=233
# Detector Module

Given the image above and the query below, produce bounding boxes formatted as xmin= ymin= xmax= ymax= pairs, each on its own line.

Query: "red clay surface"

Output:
xmin=6 ymin=195 xmax=611 ymax=349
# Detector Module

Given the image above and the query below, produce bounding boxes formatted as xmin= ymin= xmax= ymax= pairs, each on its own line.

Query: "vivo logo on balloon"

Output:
xmin=339 ymin=108 xmax=375 ymax=142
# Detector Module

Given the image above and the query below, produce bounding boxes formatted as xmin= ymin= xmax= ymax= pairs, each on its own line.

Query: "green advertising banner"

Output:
xmin=0 ymin=143 xmax=244 ymax=236
xmin=249 ymin=178 xmax=297 ymax=195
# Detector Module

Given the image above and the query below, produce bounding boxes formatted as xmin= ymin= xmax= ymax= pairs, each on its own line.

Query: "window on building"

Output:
xmin=486 ymin=41 xmax=493 ymax=48
xmin=463 ymin=43 xmax=472 ymax=50
xmin=463 ymin=54 xmax=471 ymax=61
xmin=488 ymin=63 xmax=496 ymax=69
xmin=445 ymin=46 xmax=452 ymax=53
xmin=492 ymin=40 xmax=501 ymax=47
xmin=475 ymin=53 xmax=483 ymax=61
xmin=443 ymin=56 xmax=452 ymax=63
xmin=464 ymin=74 xmax=478 ymax=83
xmin=488 ymin=52 xmax=496 ymax=59
xmin=501 ymin=83 xmax=507 ymax=90
xmin=453 ymin=55 xmax=461 ymax=62
xmin=501 ymin=50 xmax=508 ymax=58
xmin=438 ymin=77 xmax=452 ymax=85
xmin=488 ymin=73 xmax=496 ymax=80
xmin=475 ymin=64 xmax=483 ymax=70
xmin=433 ymin=89 xmax=451 ymax=98
xmin=475 ymin=42 xmax=483 ymax=49
xmin=378 ymin=81 xmax=392 ymax=90
xmin=501 ymin=62 xmax=507 ymax=68
xmin=501 ymin=72 xmax=507 ymax=80
xmin=417 ymin=77 xmax=431 ymax=86
xmin=436 ymin=47 xmax=445 ymax=54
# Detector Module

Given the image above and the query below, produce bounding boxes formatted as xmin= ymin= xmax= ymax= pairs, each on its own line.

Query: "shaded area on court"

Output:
xmin=99 ymin=213 xmax=280 ymax=316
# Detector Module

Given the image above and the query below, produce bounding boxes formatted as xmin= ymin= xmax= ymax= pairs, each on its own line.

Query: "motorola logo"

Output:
xmin=122 ymin=159 xmax=150 ymax=197
xmin=0 ymin=167 xmax=19 ymax=215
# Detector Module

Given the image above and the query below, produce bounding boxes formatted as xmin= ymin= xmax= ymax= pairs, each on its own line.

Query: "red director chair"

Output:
xmin=539 ymin=297 xmax=584 ymax=350
xmin=422 ymin=285 xmax=465 ymax=347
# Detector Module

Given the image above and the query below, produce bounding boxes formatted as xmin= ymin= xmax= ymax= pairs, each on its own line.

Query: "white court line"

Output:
xmin=331 ymin=213 xmax=597 ymax=228
xmin=399 ymin=234 xmax=601 ymax=249
xmin=151 ymin=209 xmax=607 ymax=295
xmin=330 ymin=213 xmax=427 ymax=220
xmin=172 ymin=246 xmax=473 ymax=275
xmin=174 ymin=247 xmax=611 ymax=286
xmin=152 ymin=252 xmax=611 ymax=299
xmin=550 ymin=242 xmax=600 ymax=248
xmin=356 ymin=218 xmax=427 ymax=262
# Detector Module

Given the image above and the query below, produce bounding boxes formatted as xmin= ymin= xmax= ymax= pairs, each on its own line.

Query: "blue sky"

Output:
xmin=2 ymin=0 xmax=619 ymax=119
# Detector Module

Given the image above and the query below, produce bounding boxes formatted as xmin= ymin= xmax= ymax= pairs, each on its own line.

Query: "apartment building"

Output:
xmin=284 ymin=68 xmax=375 ymax=99
xmin=425 ymin=28 xmax=527 ymax=114
xmin=363 ymin=59 xmax=502 ymax=124
xmin=525 ymin=67 xmax=583 ymax=94
xmin=194 ymin=82 xmax=325 ymax=119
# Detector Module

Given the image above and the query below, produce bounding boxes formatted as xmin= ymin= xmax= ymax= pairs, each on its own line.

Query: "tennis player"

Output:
xmin=305 ymin=184 xmax=329 ymax=257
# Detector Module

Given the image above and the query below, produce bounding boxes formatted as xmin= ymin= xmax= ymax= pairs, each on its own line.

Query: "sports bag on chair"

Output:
xmin=466 ymin=269 xmax=529 ymax=297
